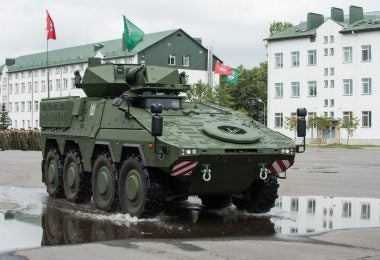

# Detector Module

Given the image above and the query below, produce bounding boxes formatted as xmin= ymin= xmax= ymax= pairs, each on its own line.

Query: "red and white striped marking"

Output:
xmin=171 ymin=161 xmax=198 ymax=176
xmin=268 ymin=160 xmax=294 ymax=174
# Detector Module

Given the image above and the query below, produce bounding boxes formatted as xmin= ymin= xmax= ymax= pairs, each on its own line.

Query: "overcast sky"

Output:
xmin=0 ymin=0 xmax=378 ymax=69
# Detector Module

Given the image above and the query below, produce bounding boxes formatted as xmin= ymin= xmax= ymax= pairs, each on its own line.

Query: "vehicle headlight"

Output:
xmin=280 ymin=148 xmax=294 ymax=155
xmin=181 ymin=148 xmax=198 ymax=156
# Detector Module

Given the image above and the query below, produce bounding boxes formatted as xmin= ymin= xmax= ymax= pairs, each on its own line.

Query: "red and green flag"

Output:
xmin=123 ymin=16 xmax=144 ymax=52
xmin=225 ymin=68 xmax=240 ymax=85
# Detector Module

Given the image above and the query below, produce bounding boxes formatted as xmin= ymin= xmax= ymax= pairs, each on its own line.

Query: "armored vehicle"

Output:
xmin=40 ymin=57 xmax=307 ymax=218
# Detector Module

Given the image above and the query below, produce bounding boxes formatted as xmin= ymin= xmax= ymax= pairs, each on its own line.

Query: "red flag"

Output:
xmin=46 ymin=10 xmax=56 ymax=40
xmin=214 ymin=60 xmax=232 ymax=75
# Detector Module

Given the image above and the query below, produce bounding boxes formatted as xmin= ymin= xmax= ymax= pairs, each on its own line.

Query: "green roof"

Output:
xmin=267 ymin=11 xmax=380 ymax=41
xmin=5 ymin=29 xmax=179 ymax=72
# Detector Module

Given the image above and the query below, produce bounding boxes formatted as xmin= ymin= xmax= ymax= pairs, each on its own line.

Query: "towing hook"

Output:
xmin=259 ymin=167 xmax=268 ymax=180
xmin=202 ymin=165 xmax=212 ymax=182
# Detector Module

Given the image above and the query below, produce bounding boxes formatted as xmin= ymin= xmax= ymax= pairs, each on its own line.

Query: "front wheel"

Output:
xmin=233 ymin=175 xmax=279 ymax=213
xmin=118 ymin=158 xmax=165 ymax=218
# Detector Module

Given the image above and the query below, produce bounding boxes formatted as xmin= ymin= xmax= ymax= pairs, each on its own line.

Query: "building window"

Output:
xmin=307 ymin=199 xmax=316 ymax=214
xmin=323 ymin=36 xmax=328 ymax=44
xmin=33 ymin=70 xmax=38 ymax=77
xmin=182 ymin=55 xmax=190 ymax=67
xmin=28 ymin=82 xmax=32 ymax=93
xmin=56 ymin=79 xmax=61 ymax=91
xmin=274 ymin=83 xmax=283 ymax=98
xmin=291 ymin=51 xmax=299 ymax=67
xmin=329 ymin=48 xmax=334 ymax=56
xmin=35 ymin=120 xmax=39 ymax=128
xmin=343 ymin=79 xmax=353 ymax=95
xmin=56 ymin=67 xmax=61 ymax=74
xmin=21 ymin=72 xmax=25 ymax=78
xmin=324 ymin=80 xmax=328 ymax=88
xmin=329 ymin=35 xmax=334 ymax=43
xmin=324 ymin=99 xmax=328 ymax=107
xmin=362 ymin=78 xmax=372 ymax=95
xmin=343 ymin=47 xmax=352 ymax=63
xmin=22 ymin=120 xmax=25 ymax=129
xmin=362 ymin=111 xmax=372 ymax=127
xmin=330 ymin=67 xmax=334 ymax=75
xmin=274 ymin=53 xmax=283 ymax=68
xmin=308 ymin=81 xmax=317 ymax=96
xmin=15 ymin=102 xmax=19 ymax=112
xmin=274 ymin=113 xmax=283 ymax=128
xmin=41 ymin=69 xmax=46 ymax=76
xmin=361 ymin=203 xmax=371 ymax=219
xmin=49 ymin=80 xmax=52 ymax=91
xmin=330 ymin=80 xmax=335 ymax=88
xmin=28 ymin=71 xmax=32 ymax=78
xmin=291 ymin=198 xmax=299 ymax=211
xmin=308 ymin=50 xmax=317 ymax=65
xmin=71 ymin=66 xmax=76 ymax=72
xmin=34 ymin=101 xmax=39 ymax=111
xmin=9 ymin=84 xmax=13 ymax=94
xmin=330 ymin=111 xmax=334 ymax=118
xmin=343 ymin=111 xmax=353 ymax=125
xmin=27 ymin=101 xmax=32 ymax=112
xmin=168 ymin=53 xmax=176 ymax=65
xmin=324 ymin=68 xmax=328 ymax=76
xmin=41 ymin=81 xmax=46 ymax=92
xmin=63 ymin=66 xmax=68 ymax=73
xmin=21 ymin=83 xmax=25 ymax=93
xmin=34 ymin=81 xmax=38 ymax=92
xmin=324 ymin=48 xmax=328 ymax=56
xmin=330 ymin=99 xmax=334 ymax=107
xmin=79 ymin=64 xmax=84 ymax=71
xmin=21 ymin=102 xmax=25 ymax=112
xmin=8 ymin=102 xmax=12 ymax=112
xmin=362 ymin=45 xmax=371 ymax=62
xmin=291 ymin=82 xmax=300 ymax=97
xmin=63 ymin=79 xmax=68 ymax=90
xmin=15 ymin=83 xmax=19 ymax=94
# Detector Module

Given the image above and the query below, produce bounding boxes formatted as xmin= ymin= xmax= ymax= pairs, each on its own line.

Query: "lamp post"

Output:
xmin=256 ymin=98 xmax=266 ymax=126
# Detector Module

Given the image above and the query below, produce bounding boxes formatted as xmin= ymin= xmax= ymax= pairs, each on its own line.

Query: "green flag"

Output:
xmin=225 ymin=68 xmax=240 ymax=85
xmin=123 ymin=16 xmax=144 ymax=52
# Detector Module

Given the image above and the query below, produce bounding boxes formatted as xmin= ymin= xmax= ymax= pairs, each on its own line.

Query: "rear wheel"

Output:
xmin=44 ymin=148 xmax=64 ymax=198
xmin=233 ymin=175 xmax=279 ymax=213
xmin=118 ymin=158 xmax=165 ymax=218
xmin=92 ymin=154 xmax=119 ymax=211
xmin=200 ymin=195 xmax=231 ymax=210
xmin=63 ymin=150 xmax=91 ymax=203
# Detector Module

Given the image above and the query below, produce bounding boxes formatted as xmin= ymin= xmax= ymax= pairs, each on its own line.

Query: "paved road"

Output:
xmin=0 ymin=148 xmax=380 ymax=260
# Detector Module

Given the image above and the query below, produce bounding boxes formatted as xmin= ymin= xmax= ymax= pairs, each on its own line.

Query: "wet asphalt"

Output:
xmin=0 ymin=148 xmax=380 ymax=259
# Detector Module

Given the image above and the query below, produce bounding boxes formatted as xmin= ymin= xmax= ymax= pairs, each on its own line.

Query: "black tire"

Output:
xmin=63 ymin=150 xmax=92 ymax=203
xmin=200 ymin=195 xmax=232 ymax=210
xmin=118 ymin=158 xmax=165 ymax=218
xmin=44 ymin=148 xmax=64 ymax=198
xmin=233 ymin=175 xmax=279 ymax=213
xmin=92 ymin=154 xmax=119 ymax=211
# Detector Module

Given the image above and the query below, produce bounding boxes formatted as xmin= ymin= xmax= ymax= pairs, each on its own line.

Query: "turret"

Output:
xmin=75 ymin=57 xmax=189 ymax=97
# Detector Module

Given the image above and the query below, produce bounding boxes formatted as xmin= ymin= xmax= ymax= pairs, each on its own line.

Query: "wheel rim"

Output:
xmin=67 ymin=162 xmax=77 ymax=189
xmin=97 ymin=166 xmax=110 ymax=195
xmin=125 ymin=169 xmax=143 ymax=207
xmin=48 ymin=161 xmax=57 ymax=185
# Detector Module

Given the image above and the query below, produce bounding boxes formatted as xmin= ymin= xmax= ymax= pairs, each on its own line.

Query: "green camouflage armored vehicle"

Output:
xmin=40 ymin=57 xmax=306 ymax=218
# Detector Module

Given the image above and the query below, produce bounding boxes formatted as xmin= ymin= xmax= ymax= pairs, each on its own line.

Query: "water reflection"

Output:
xmin=2 ymin=194 xmax=380 ymax=252
xmin=272 ymin=196 xmax=380 ymax=235
xmin=41 ymin=204 xmax=275 ymax=246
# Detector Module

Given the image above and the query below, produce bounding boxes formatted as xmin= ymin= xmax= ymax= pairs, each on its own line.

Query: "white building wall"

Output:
xmin=268 ymin=19 xmax=380 ymax=144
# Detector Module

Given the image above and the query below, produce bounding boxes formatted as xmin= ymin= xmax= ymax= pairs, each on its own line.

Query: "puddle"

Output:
xmin=1 ymin=187 xmax=380 ymax=253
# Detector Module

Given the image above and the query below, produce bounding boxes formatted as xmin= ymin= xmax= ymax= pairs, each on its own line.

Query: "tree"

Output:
xmin=0 ymin=103 xmax=11 ymax=130
xmin=340 ymin=114 xmax=359 ymax=146
xmin=285 ymin=115 xmax=298 ymax=140
xmin=269 ymin=21 xmax=293 ymax=36
xmin=307 ymin=116 xmax=333 ymax=146
xmin=186 ymin=81 xmax=214 ymax=103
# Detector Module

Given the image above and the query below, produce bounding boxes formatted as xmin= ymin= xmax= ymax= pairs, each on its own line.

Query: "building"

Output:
xmin=0 ymin=29 xmax=220 ymax=129
xmin=266 ymin=6 xmax=380 ymax=144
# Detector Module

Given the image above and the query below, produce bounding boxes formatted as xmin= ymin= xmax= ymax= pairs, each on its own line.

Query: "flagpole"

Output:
xmin=46 ymin=37 xmax=50 ymax=98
